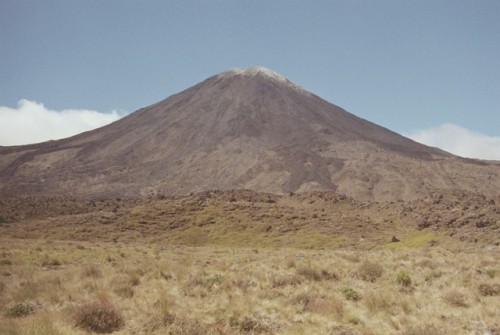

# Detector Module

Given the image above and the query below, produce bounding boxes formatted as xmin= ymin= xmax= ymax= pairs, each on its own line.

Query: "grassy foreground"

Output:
xmin=0 ymin=237 xmax=498 ymax=335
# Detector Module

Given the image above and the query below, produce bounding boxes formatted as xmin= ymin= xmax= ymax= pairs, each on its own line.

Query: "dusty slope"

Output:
xmin=0 ymin=190 xmax=498 ymax=247
xmin=0 ymin=67 xmax=499 ymax=200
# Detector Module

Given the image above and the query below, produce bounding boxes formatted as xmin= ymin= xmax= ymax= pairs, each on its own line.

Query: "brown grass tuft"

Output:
xmin=478 ymin=283 xmax=500 ymax=296
xmin=403 ymin=325 xmax=445 ymax=335
xmin=297 ymin=266 xmax=338 ymax=281
xmin=82 ymin=264 xmax=102 ymax=278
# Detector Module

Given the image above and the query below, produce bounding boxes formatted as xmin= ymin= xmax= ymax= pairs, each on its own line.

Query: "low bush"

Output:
xmin=73 ymin=299 xmax=124 ymax=333
xmin=396 ymin=271 xmax=412 ymax=287
xmin=5 ymin=301 xmax=37 ymax=318
xmin=339 ymin=286 xmax=360 ymax=301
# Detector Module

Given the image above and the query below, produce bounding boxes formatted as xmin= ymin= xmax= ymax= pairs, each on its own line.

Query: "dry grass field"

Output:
xmin=0 ymin=191 xmax=498 ymax=334
xmin=0 ymin=238 xmax=498 ymax=335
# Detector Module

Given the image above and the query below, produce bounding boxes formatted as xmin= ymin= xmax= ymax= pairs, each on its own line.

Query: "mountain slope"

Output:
xmin=0 ymin=67 xmax=498 ymax=200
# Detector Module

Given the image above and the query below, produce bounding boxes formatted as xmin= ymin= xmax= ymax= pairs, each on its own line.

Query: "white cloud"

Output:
xmin=405 ymin=123 xmax=500 ymax=161
xmin=0 ymin=99 xmax=122 ymax=146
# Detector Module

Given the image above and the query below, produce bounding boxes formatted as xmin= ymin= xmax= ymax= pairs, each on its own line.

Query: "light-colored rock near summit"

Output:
xmin=221 ymin=66 xmax=286 ymax=81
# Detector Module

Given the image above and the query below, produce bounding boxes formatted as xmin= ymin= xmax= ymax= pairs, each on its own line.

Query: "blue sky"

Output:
xmin=1 ymin=0 xmax=499 ymax=159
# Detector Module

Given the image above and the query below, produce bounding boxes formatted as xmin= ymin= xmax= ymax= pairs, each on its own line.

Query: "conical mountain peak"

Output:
xmin=1 ymin=68 xmax=498 ymax=200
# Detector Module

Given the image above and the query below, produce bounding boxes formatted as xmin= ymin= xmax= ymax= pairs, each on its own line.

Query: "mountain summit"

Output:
xmin=0 ymin=67 xmax=498 ymax=200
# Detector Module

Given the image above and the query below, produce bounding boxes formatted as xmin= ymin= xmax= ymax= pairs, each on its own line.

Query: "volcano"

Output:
xmin=0 ymin=66 xmax=498 ymax=200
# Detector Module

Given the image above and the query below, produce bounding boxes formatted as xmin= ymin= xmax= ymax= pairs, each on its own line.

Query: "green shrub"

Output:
xmin=339 ymin=286 xmax=360 ymax=301
xmin=5 ymin=301 xmax=37 ymax=317
xmin=73 ymin=300 xmax=124 ymax=333
xmin=396 ymin=271 xmax=412 ymax=287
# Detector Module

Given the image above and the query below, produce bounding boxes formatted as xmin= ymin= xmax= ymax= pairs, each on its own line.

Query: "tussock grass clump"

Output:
xmin=364 ymin=290 xmax=394 ymax=313
xmin=416 ymin=258 xmax=438 ymax=270
xmin=0 ymin=259 xmax=12 ymax=265
xmin=13 ymin=280 xmax=40 ymax=301
xmin=0 ymin=312 xmax=64 ymax=335
xmin=442 ymin=289 xmax=468 ymax=307
xmin=291 ymin=291 xmax=313 ymax=310
xmin=297 ymin=266 xmax=338 ymax=281
xmin=403 ymin=325 xmax=444 ymax=335
xmin=113 ymin=286 xmax=134 ymax=298
xmin=127 ymin=269 xmax=143 ymax=286
xmin=356 ymin=261 xmax=383 ymax=282
xmin=147 ymin=299 xmax=208 ymax=335
xmin=82 ymin=264 xmax=102 ymax=278
xmin=313 ymin=296 xmax=344 ymax=317
xmin=294 ymin=294 xmax=344 ymax=317
xmin=73 ymin=299 xmax=124 ymax=333
xmin=145 ymin=297 xmax=176 ymax=332
xmin=285 ymin=256 xmax=296 ymax=269
xmin=4 ymin=301 xmax=37 ymax=318
xmin=168 ymin=318 xmax=204 ymax=335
